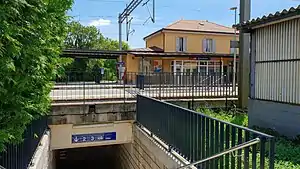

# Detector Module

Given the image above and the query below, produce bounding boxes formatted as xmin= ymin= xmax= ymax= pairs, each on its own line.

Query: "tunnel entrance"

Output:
xmin=55 ymin=145 xmax=120 ymax=169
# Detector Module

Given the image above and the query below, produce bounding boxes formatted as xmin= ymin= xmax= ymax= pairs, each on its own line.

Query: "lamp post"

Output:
xmin=230 ymin=6 xmax=237 ymax=91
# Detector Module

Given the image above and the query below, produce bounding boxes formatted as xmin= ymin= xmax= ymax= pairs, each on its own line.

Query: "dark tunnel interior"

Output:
xmin=55 ymin=145 xmax=120 ymax=169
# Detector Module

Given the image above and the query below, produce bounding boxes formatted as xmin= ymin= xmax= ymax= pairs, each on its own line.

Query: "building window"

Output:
xmin=203 ymin=39 xmax=216 ymax=53
xmin=176 ymin=37 xmax=187 ymax=52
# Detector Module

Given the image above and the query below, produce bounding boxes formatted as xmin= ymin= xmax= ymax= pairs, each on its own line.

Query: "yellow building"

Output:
xmin=123 ymin=19 xmax=239 ymax=83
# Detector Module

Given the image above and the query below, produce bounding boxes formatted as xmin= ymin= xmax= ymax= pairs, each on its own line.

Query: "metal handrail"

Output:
xmin=140 ymin=94 xmax=273 ymax=138
xmin=177 ymin=138 xmax=261 ymax=169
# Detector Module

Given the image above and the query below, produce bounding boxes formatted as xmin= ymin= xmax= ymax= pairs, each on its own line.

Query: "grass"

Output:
xmin=197 ymin=107 xmax=300 ymax=169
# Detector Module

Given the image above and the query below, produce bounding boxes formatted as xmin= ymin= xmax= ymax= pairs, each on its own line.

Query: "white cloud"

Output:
xmin=88 ymin=18 xmax=111 ymax=27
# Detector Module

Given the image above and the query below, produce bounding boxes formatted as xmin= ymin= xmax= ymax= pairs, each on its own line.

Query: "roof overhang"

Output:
xmin=143 ymin=29 xmax=164 ymax=41
xmin=61 ymin=49 xmax=127 ymax=59
xmin=143 ymin=28 xmax=239 ymax=40
xmin=129 ymin=51 xmax=239 ymax=59
xmin=236 ymin=5 xmax=300 ymax=31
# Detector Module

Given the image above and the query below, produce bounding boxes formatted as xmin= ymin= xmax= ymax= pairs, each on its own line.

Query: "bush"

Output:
xmin=197 ymin=108 xmax=300 ymax=169
xmin=0 ymin=0 xmax=73 ymax=151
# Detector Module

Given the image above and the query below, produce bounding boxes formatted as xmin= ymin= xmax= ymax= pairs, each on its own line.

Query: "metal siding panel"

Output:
xmin=254 ymin=19 xmax=300 ymax=104
xmin=264 ymin=63 xmax=268 ymax=99
xmin=262 ymin=27 xmax=269 ymax=60
xmin=286 ymin=62 xmax=290 ymax=103
xmin=288 ymin=62 xmax=291 ymax=103
xmin=250 ymin=32 xmax=256 ymax=98
xmin=255 ymin=64 xmax=259 ymax=98
xmin=280 ymin=22 xmax=284 ymax=60
xmin=283 ymin=62 xmax=286 ymax=102
xmin=271 ymin=63 xmax=274 ymax=101
xmin=291 ymin=61 xmax=296 ymax=103
xmin=284 ymin=22 xmax=287 ymax=60
xmin=269 ymin=62 xmax=272 ymax=100
xmin=292 ymin=20 xmax=296 ymax=60
xmin=297 ymin=19 xmax=300 ymax=59
xmin=295 ymin=61 xmax=300 ymax=104
xmin=274 ymin=62 xmax=280 ymax=101
xmin=278 ymin=22 xmax=282 ymax=61
xmin=287 ymin=21 xmax=290 ymax=60
xmin=256 ymin=29 xmax=260 ymax=61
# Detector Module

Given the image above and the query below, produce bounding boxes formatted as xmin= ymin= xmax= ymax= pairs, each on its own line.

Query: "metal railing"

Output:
xmin=52 ymin=71 xmax=238 ymax=102
xmin=55 ymin=70 xmax=118 ymax=84
xmin=0 ymin=117 xmax=48 ymax=169
xmin=136 ymin=95 xmax=275 ymax=169
xmin=177 ymin=138 xmax=261 ymax=169
xmin=126 ymin=72 xmax=238 ymax=100
xmin=52 ymin=71 xmax=130 ymax=102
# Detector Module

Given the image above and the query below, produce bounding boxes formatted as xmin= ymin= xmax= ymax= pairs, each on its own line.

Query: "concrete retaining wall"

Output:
xmin=249 ymin=99 xmax=300 ymax=138
xmin=118 ymin=125 xmax=182 ymax=169
xmin=50 ymin=102 xmax=136 ymax=125
xmin=28 ymin=131 xmax=53 ymax=169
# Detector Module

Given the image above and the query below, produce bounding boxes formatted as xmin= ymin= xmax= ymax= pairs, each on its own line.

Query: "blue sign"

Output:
xmin=117 ymin=62 xmax=125 ymax=65
xmin=71 ymin=132 xmax=116 ymax=144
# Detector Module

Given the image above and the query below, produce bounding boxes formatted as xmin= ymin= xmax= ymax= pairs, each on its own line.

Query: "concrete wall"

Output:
xmin=249 ymin=99 xmax=300 ymax=138
xmin=49 ymin=121 xmax=133 ymax=150
xmin=50 ymin=102 xmax=136 ymax=125
xmin=118 ymin=125 xmax=182 ymax=169
xmin=125 ymin=54 xmax=140 ymax=73
xmin=28 ymin=131 xmax=53 ymax=169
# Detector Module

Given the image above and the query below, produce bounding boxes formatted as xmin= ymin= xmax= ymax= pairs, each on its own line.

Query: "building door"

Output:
xmin=183 ymin=61 xmax=198 ymax=86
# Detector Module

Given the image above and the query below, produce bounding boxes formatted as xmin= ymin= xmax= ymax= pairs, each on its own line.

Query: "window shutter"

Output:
xmin=183 ymin=37 xmax=187 ymax=52
xmin=212 ymin=39 xmax=216 ymax=53
xmin=176 ymin=37 xmax=180 ymax=51
xmin=202 ymin=39 xmax=207 ymax=52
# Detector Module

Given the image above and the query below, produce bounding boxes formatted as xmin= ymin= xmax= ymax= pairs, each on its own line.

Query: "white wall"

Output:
xmin=49 ymin=121 xmax=133 ymax=150
xmin=27 ymin=131 xmax=53 ymax=169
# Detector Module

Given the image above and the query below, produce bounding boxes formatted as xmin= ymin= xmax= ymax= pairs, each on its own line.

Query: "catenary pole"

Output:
xmin=238 ymin=0 xmax=251 ymax=108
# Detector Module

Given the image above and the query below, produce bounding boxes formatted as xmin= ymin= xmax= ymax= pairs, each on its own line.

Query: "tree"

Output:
xmin=63 ymin=21 xmax=129 ymax=80
xmin=0 ymin=0 xmax=73 ymax=150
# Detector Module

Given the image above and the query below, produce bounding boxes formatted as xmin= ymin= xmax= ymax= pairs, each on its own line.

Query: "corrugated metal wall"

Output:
xmin=254 ymin=18 xmax=300 ymax=104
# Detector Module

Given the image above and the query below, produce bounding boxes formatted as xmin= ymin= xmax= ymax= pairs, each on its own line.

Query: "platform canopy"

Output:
xmin=61 ymin=49 xmax=127 ymax=59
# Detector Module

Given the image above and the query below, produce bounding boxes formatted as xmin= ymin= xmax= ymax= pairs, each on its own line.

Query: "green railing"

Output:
xmin=136 ymin=95 xmax=275 ymax=169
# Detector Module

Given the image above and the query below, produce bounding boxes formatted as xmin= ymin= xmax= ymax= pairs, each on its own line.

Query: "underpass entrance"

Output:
xmin=55 ymin=145 xmax=120 ymax=169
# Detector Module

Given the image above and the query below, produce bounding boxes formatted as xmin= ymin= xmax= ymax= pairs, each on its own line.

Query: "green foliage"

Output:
xmin=63 ymin=21 xmax=129 ymax=80
xmin=0 ymin=0 xmax=73 ymax=150
xmin=198 ymin=108 xmax=300 ymax=169
xmin=197 ymin=108 xmax=248 ymax=127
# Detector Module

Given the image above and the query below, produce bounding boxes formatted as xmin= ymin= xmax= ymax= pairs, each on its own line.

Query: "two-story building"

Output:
xmin=123 ymin=19 xmax=239 ymax=84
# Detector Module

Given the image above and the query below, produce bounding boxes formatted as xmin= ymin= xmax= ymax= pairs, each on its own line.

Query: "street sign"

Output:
xmin=71 ymin=132 xmax=116 ymax=144
xmin=100 ymin=68 xmax=104 ymax=75
xmin=230 ymin=40 xmax=239 ymax=48
xmin=117 ymin=61 xmax=125 ymax=65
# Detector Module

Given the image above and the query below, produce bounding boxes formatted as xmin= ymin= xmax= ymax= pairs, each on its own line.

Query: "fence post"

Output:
xmin=123 ymin=75 xmax=126 ymax=114
xmin=225 ymin=74 xmax=228 ymax=110
xmin=159 ymin=72 xmax=162 ymax=100
xmin=269 ymin=138 xmax=275 ymax=169
xmin=192 ymin=72 xmax=195 ymax=110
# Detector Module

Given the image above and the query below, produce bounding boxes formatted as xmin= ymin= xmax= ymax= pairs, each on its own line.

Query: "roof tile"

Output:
xmin=164 ymin=20 xmax=237 ymax=34
xmin=237 ymin=5 xmax=300 ymax=29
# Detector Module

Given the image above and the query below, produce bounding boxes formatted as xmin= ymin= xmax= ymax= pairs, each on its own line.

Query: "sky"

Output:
xmin=68 ymin=0 xmax=300 ymax=48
